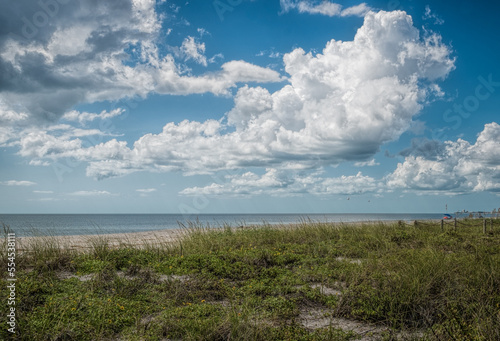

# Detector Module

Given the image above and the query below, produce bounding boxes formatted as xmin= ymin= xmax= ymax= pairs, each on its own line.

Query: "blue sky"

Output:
xmin=0 ymin=0 xmax=499 ymax=214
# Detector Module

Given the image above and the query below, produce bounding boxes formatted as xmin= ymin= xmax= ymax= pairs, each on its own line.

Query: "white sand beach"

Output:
xmin=12 ymin=228 xmax=186 ymax=252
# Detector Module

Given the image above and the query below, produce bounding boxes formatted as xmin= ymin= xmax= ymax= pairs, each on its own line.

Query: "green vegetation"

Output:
xmin=1 ymin=219 xmax=500 ymax=340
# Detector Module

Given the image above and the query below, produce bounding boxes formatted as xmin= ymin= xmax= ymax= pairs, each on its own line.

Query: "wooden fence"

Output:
xmin=399 ymin=218 xmax=498 ymax=234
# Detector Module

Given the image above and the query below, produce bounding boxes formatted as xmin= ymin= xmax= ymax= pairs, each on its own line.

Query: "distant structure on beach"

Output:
xmin=456 ymin=209 xmax=499 ymax=219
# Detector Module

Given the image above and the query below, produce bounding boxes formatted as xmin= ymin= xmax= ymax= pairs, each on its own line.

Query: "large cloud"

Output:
xmin=14 ymin=10 xmax=456 ymax=181
xmin=0 ymin=0 xmax=282 ymax=124
xmin=388 ymin=122 xmax=500 ymax=194
xmin=181 ymin=122 xmax=500 ymax=197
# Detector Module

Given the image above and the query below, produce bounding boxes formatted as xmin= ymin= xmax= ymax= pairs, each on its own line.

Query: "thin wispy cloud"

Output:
xmin=354 ymin=159 xmax=380 ymax=167
xmin=69 ymin=190 xmax=115 ymax=197
xmin=62 ymin=109 xmax=125 ymax=125
xmin=280 ymin=0 xmax=372 ymax=17
xmin=1 ymin=180 xmax=36 ymax=186
xmin=136 ymin=188 xmax=157 ymax=193
xmin=423 ymin=5 xmax=444 ymax=25
xmin=180 ymin=36 xmax=208 ymax=66
xmin=28 ymin=197 xmax=60 ymax=202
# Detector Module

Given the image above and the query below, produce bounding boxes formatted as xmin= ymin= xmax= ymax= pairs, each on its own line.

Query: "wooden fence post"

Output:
xmin=454 ymin=218 xmax=457 ymax=231
xmin=483 ymin=219 xmax=487 ymax=234
xmin=491 ymin=218 xmax=493 ymax=231
xmin=441 ymin=219 xmax=444 ymax=232
xmin=414 ymin=220 xmax=418 ymax=228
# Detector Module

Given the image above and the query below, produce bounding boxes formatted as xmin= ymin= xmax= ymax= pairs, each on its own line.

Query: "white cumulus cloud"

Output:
xmin=0 ymin=0 xmax=283 ymax=126
xmin=11 ymin=11 xmax=456 ymax=185
xmin=387 ymin=122 xmax=500 ymax=194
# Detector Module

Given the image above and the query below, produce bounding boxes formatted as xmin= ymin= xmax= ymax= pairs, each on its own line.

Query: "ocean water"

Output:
xmin=0 ymin=213 xmax=445 ymax=237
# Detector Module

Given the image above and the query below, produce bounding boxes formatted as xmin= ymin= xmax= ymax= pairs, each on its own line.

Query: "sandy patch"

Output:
xmin=298 ymin=308 xmax=388 ymax=339
xmin=13 ymin=228 xmax=185 ymax=252
xmin=55 ymin=270 xmax=192 ymax=283
xmin=158 ymin=274 xmax=191 ymax=283
xmin=56 ymin=271 xmax=93 ymax=281
xmin=310 ymin=284 xmax=343 ymax=296
xmin=335 ymin=257 xmax=363 ymax=265
xmin=206 ymin=299 xmax=230 ymax=307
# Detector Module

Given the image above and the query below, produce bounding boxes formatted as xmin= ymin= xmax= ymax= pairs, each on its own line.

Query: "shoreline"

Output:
xmin=0 ymin=213 xmax=446 ymax=236
xmin=2 ymin=219 xmax=441 ymax=251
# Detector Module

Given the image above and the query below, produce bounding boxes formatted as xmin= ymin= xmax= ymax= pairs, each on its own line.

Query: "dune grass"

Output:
xmin=1 ymin=219 xmax=500 ymax=340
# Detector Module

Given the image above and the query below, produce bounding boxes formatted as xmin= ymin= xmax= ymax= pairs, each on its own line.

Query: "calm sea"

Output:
xmin=0 ymin=213 xmax=444 ymax=237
